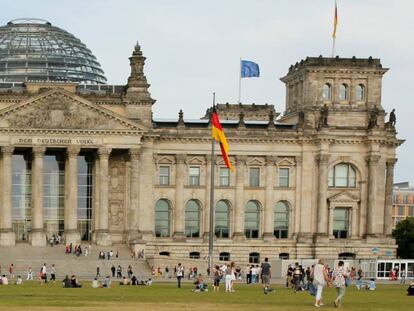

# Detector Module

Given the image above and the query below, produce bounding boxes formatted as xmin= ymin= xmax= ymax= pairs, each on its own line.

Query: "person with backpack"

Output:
xmin=332 ymin=261 xmax=348 ymax=307
xmin=260 ymin=258 xmax=272 ymax=294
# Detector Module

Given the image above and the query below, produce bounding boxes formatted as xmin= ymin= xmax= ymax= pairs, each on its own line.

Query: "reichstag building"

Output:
xmin=0 ymin=19 xmax=402 ymax=261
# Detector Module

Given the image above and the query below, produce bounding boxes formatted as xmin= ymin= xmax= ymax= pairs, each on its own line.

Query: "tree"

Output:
xmin=392 ymin=217 xmax=414 ymax=259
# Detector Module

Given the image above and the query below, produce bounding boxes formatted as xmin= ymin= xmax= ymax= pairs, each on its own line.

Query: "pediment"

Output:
xmin=276 ymin=157 xmax=295 ymax=166
xmin=0 ymin=89 xmax=147 ymax=133
xmin=328 ymin=191 xmax=360 ymax=203
xmin=186 ymin=156 xmax=205 ymax=166
xmin=216 ymin=155 xmax=235 ymax=167
xmin=155 ymin=155 xmax=175 ymax=165
xmin=247 ymin=157 xmax=265 ymax=166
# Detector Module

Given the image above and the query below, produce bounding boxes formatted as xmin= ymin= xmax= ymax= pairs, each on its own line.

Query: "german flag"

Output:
xmin=332 ymin=1 xmax=338 ymax=39
xmin=211 ymin=107 xmax=234 ymax=171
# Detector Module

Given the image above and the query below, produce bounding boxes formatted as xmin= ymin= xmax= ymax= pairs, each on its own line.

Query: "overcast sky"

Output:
xmin=1 ymin=0 xmax=413 ymax=184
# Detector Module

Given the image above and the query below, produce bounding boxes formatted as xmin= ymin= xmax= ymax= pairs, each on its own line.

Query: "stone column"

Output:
xmin=316 ymin=154 xmax=329 ymax=240
xmin=294 ymin=156 xmax=302 ymax=237
xmin=366 ymin=154 xmax=380 ymax=237
xmin=92 ymin=154 xmax=100 ymax=242
xmin=328 ymin=206 xmax=334 ymax=239
xmin=0 ymin=145 xmax=15 ymax=246
xmin=96 ymin=147 xmax=112 ymax=246
xmin=203 ymin=155 xmax=212 ymax=241
xmin=64 ymin=146 xmax=80 ymax=245
xmin=173 ymin=154 xmax=186 ymax=241
xmin=384 ymin=159 xmax=396 ymax=236
xmin=31 ymin=146 xmax=46 ymax=246
xmin=350 ymin=206 xmax=359 ymax=238
xmin=128 ymin=148 xmax=142 ymax=242
xmin=233 ymin=156 xmax=246 ymax=241
xmin=263 ymin=156 xmax=275 ymax=241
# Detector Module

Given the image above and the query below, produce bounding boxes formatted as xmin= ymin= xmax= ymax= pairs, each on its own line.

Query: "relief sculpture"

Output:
xmin=108 ymin=154 xmax=126 ymax=231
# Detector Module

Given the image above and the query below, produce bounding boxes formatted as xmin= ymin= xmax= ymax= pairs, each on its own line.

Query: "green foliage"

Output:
xmin=393 ymin=217 xmax=414 ymax=258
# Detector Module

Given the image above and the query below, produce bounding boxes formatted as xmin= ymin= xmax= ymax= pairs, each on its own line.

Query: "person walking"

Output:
xmin=8 ymin=264 xmax=15 ymax=279
xmin=261 ymin=257 xmax=272 ymax=294
xmin=332 ymin=261 xmax=347 ymax=307
xmin=111 ymin=265 xmax=116 ymax=278
xmin=27 ymin=267 xmax=33 ymax=280
xmin=311 ymin=259 xmax=330 ymax=308
xmin=96 ymin=267 xmax=100 ymax=278
xmin=176 ymin=263 xmax=184 ymax=288
xmin=50 ymin=264 xmax=56 ymax=283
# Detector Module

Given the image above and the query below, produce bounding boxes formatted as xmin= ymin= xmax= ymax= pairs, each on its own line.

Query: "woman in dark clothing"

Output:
xmin=70 ymin=275 xmax=82 ymax=288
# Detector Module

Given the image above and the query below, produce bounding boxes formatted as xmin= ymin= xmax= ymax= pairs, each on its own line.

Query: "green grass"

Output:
xmin=0 ymin=281 xmax=412 ymax=311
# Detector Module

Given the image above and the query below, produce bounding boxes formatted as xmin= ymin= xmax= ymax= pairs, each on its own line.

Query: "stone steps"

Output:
xmin=0 ymin=244 xmax=151 ymax=280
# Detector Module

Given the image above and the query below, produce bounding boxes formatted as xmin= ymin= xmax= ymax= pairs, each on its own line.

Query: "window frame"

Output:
xmin=215 ymin=200 xmax=230 ymax=238
xmin=333 ymin=207 xmax=349 ymax=239
xmin=328 ymin=163 xmax=357 ymax=188
xmin=188 ymin=166 xmax=200 ymax=186
xmin=339 ymin=83 xmax=349 ymax=100
xmin=219 ymin=167 xmax=230 ymax=187
xmin=249 ymin=167 xmax=260 ymax=187
xmin=274 ymin=201 xmax=289 ymax=239
xmin=249 ymin=252 xmax=260 ymax=264
xmin=278 ymin=167 xmax=290 ymax=187
xmin=244 ymin=200 xmax=260 ymax=238
xmin=322 ymin=83 xmax=332 ymax=101
xmin=356 ymin=84 xmax=365 ymax=101
xmin=219 ymin=252 xmax=230 ymax=261
xmin=185 ymin=199 xmax=201 ymax=238
xmin=154 ymin=199 xmax=171 ymax=238
xmin=158 ymin=165 xmax=170 ymax=186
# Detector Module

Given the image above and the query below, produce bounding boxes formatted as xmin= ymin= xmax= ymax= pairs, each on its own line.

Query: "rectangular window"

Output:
xmin=409 ymin=206 xmax=414 ymax=217
xmin=279 ymin=168 xmax=290 ymax=187
xmin=159 ymin=166 xmax=170 ymax=185
xmin=219 ymin=167 xmax=230 ymax=187
xmin=333 ymin=208 xmax=349 ymax=239
xmin=189 ymin=167 xmax=200 ymax=186
xmin=398 ymin=205 xmax=405 ymax=216
xmin=249 ymin=168 xmax=260 ymax=187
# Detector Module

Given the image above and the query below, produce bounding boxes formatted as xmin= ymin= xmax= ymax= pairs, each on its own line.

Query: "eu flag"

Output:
xmin=241 ymin=60 xmax=260 ymax=78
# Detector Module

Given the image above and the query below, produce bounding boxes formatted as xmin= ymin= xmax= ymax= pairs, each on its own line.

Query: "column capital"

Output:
xmin=205 ymin=154 xmax=212 ymax=163
xmin=32 ymin=146 xmax=46 ymax=157
xmin=317 ymin=154 xmax=330 ymax=164
xmin=295 ymin=155 xmax=303 ymax=166
xmin=366 ymin=154 xmax=381 ymax=166
xmin=265 ymin=156 xmax=276 ymax=166
xmin=236 ymin=155 xmax=247 ymax=165
xmin=66 ymin=146 xmax=81 ymax=158
xmin=175 ymin=153 xmax=186 ymax=164
xmin=386 ymin=158 xmax=397 ymax=167
xmin=1 ymin=145 xmax=14 ymax=156
xmin=129 ymin=148 xmax=141 ymax=160
xmin=98 ymin=147 xmax=112 ymax=159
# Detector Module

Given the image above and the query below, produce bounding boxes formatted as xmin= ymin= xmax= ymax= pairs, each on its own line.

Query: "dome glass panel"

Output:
xmin=0 ymin=18 xmax=107 ymax=84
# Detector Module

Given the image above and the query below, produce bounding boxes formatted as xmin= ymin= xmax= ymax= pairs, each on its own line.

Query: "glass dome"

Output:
xmin=0 ymin=18 xmax=107 ymax=84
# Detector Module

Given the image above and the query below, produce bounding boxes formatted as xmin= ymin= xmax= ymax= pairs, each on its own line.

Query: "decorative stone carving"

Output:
xmin=175 ymin=154 xmax=186 ymax=164
xmin=366 ymin=154 xmax=381 ymax=166
xmin=98 ymin=147 xmax=112 ymax=159
xmin=129 ymin=148 xmax=141 ymax=160
xmin=109 ymin=154 xmax=126 ymax=231
xmin=317 ymin=154 xmax=330 ymax=164
xmin=66 ymin=146 xmax=81 ymax=158
xmin=1 ymin=145 xmax=15 ymax=155
xmin=1 ymin=93 xmax=134 ymax=130
xmin=32 ymin=146 xmax=46 ymax=157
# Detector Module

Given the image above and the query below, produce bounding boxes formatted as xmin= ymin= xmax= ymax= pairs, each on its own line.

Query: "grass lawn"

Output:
xmin=0 ymin=281 xmax=412 ymax=311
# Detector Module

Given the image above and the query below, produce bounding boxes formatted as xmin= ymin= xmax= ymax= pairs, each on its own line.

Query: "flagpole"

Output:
xmin=331 ymin=37 xmax=336 ymax=58
xmin=208 ymin=92 xmax=216 ymax=277
xmin=238 ymin=58 xmax=241 ymax=103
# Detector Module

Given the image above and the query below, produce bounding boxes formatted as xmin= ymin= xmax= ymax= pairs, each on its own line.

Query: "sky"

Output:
xmin=1 ymin=0 xmax=413 ymax=184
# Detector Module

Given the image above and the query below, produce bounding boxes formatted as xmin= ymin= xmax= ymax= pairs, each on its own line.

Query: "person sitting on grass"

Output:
xmin=407 ymin=282 xmax=414 ymax=296
xmin=365 ymin=278 xmax=376 ymax=290
xmin=15 ymin=275 xmax=23 ymax=285
xmin=120 ymin=276 xmax=130 ymax=285
xmin=192 ymin=274 xmax=207 ymax=292
xmin=131 ymin=275 xmax=137 ymax=285
xmin=71 ymin=275 xmax=82 ymax=288
xmin=1 ymin=274 xmax=9 ymax=285
xmin=92 ymin=277 xmax=99 ymax=288
xmin=62 ymin=275 xmax=71 ymax=288
xmin=103 ymin=276 xmax=111 ymax=288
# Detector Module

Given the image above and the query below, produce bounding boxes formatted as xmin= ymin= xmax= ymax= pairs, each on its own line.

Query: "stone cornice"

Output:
xmin=0 ymin=128 xmax=142 ymax=136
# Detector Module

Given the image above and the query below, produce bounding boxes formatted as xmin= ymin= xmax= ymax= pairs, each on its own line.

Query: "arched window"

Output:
xmin=189 ymin=251 xmax=200 ymax=259
xmin=185 ymin=200 xmax=200 ymax=238
xmin=322 ymin=83 xmax=332 ymax=100
xmin=245 ymin=200 xmax=260 ymax=238
xmin=155 ymin=199 xmax=171 ymax=237
xmin=279 ymin=253 xmax=290 ymax=260
xmin=356 ymin=84 xmax=365 ymax=101
xmin=328 ymin=163 xmax=356 ymax=188
xmin=219 ymin=252 xmax=230 ymax=261
xmin=339 ymin=84 xmax=349 ymax=100
xmin=274 ymin=201 xmax=289 ymax=238
xmin=215 ymin=200 xmax=230 ymax=238
xmin=249 ymin=252 xmax=260 ymax=263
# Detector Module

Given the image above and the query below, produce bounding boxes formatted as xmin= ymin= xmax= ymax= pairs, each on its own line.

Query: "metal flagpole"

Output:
xmin=238 ymin=58 xmax=242 ymax=103
xmin=208 ymin=92 xmax=216 ymax=277
xmin=331 ymin=37 xmax=336 ymax=58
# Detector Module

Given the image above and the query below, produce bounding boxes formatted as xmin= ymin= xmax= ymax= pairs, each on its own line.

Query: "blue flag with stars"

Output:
xmin=241 ymin=60 xmax=260 ymax=78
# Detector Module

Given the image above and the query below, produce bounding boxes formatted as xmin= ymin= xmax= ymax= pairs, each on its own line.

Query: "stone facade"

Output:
xmin=0 ymin=45 xmax=403 ymax=263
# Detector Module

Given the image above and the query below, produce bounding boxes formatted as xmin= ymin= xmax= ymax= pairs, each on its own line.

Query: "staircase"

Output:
xmin=0 ymin=243 xmax=151 ymax=280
